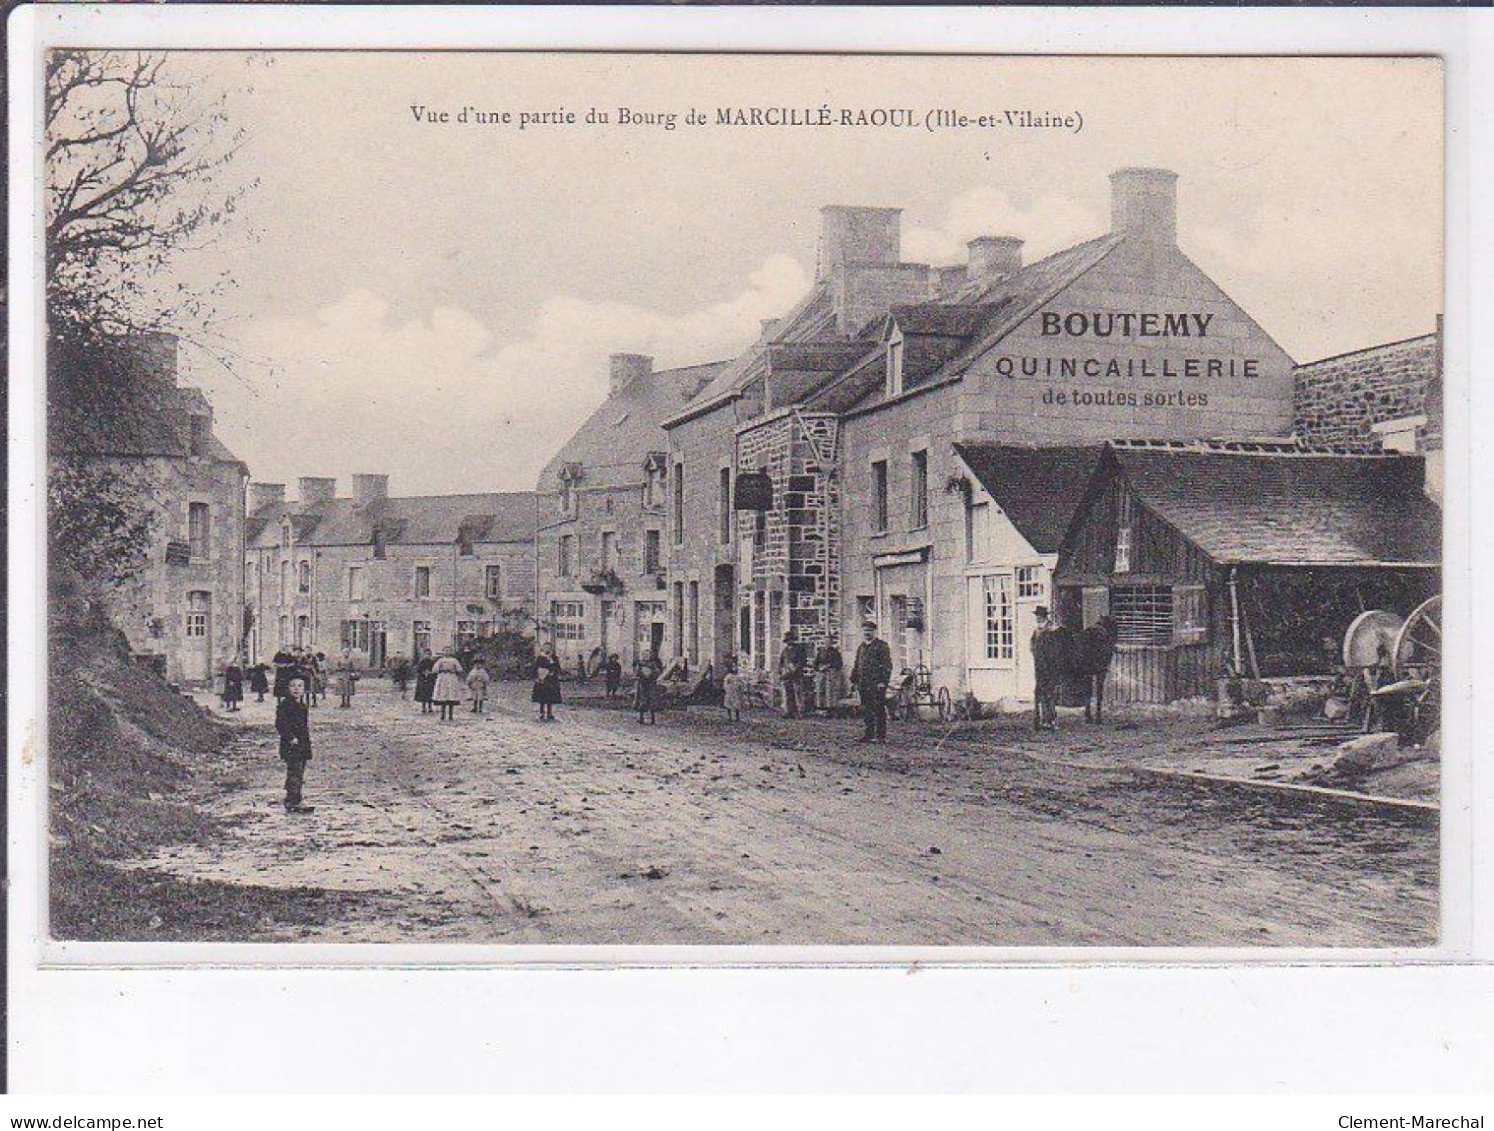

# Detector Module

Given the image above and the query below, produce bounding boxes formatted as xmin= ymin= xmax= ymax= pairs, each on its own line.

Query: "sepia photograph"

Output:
xmin=35 ymin=50 xmax=1445 ymax=950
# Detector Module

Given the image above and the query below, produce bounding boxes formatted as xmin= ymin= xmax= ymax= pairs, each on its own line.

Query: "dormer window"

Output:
xmin=558 ymin=463 xmax=582 ymax=519
xmin=643 ymin=453 xmax=667 ymax=509
xmin=886 ymin=330 xmax=905 ymax=397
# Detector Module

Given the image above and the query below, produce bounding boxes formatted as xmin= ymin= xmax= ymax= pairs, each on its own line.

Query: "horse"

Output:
xmin=1064 ymin=615 xmax=1118 ymax=723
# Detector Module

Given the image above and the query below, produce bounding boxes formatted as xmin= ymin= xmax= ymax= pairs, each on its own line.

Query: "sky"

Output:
xmin=95 ymin=52 xmax=1442 ymax=496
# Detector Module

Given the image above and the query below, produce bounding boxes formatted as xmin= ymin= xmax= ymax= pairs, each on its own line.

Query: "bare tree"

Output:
xmin=46 ymin=49 xmax=251 ymax=346
xmin=45 ymin=50 xmax=254 ymax=591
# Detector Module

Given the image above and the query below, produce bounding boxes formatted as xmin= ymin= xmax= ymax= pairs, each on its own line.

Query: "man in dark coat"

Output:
xmin=275 ymin=675 xmax=315 ymax=814
xmin=849 ymin=620 xmax=893 ymax=743
xmin=249 ymin=662 xmax=271 ymax=702
xmin=778 ymin=632 xmax=809 ymax=719
xmin=271 ymin=650 xmax=295 ymax=700
xmin=1031 ymin=606 xmax=1063 ymax=732
xmin=222 ymin=660 xmax=244 ymax=712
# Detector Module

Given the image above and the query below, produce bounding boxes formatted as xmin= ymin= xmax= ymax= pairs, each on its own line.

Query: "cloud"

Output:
xmin=902 ymin=186 xmax=1104 ymax=267
xmin=206 ymin=254 xmax=811 ymax=495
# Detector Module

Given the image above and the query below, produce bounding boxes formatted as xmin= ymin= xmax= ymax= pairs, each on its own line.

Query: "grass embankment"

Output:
xmin=48 ymin=619 xmax=362 ymax=941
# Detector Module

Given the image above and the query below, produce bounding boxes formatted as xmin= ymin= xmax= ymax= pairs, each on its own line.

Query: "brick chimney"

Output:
xmin=966 ymin=236 xmax=1024 ymax=286
xmin=352 ymin=474 xmax=389 ymax=507
xmin=817 ymin=205 xmax=902 ymax=281
xmin=298 ymin=476 xmax=337 ymax=507
xmin=248 ymin=482 xmax=286 ymax=514
xmin=1110 ymin=167 xmax=1178 ymax=245
xmin=609 ymin=353 xmax=653 ymax=396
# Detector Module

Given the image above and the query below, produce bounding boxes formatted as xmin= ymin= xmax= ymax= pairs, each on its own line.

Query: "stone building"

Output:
xmin=663 ymin=205 xmax=954 ymax=680
xmin=818 ymin=168 xmax=1298 ymax=700
xmin=1293 ymin=323 xmax=1443 ymax=501
xmin=50 ymin=332 xmax=248 ymax=685
xmin=243 ymin=475 xmax=536 ymax=668
xmin=534 ymin=354 xmax=727 ymax=671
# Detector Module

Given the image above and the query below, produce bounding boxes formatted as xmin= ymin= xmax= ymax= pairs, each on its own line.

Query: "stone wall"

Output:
xmin=1293 ymin=333 xmax=1439 ymax=451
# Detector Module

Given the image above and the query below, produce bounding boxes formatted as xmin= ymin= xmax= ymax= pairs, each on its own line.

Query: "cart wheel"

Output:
xmin=936 ymin=686 xmax=953 ymax=721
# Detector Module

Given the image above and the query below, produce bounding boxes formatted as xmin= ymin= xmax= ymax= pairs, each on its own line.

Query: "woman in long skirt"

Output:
xmin=532 ymin=643 xmax=562 ymax=721
xmin=431 ymin=650 xmax=465 ymax=722
xmin=415 ymin=654 xmax=435 ymax=714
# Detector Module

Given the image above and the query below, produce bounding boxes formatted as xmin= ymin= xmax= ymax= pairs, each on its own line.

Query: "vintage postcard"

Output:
xmin=29 ymin=49 xmax=1447 ymax=953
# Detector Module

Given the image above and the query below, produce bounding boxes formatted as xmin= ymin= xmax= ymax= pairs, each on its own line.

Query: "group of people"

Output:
xmin=395 ymin=651 xmax=493 ymax=719
xmin=528 ymin=642 xmax=667 ymax=725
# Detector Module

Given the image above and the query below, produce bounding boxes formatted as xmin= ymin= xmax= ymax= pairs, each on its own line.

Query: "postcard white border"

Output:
xmin=8 ymin=3 xmax=1492 ymax=1091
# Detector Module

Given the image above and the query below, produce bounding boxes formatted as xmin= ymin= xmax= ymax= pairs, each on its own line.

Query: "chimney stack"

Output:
xmin=248 ymin=482 xmax=286 ymax=514
xmin=609 ymin=353 xmax=653 ymax=396
xmin=933 ymin=265 xmax=969 ymax=299
xmin=298 ymin=476 xmax=337 ymax=507
xmin=817 ymin=205 xmax=903 ymax=281
xmin=1110 ymin=167 xmax=1178 ymax=245
xmin=966 ymin=236 xmax=1024 ymax=286
xmin=352 ymin=474 xmax=390 ymax=507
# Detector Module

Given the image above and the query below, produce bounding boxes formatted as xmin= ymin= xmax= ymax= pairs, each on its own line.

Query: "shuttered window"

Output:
xmin=1112 ymin=584 xmax=1172 ymax=647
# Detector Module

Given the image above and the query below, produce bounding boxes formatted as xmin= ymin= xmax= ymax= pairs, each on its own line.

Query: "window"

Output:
xmin=485 ymin=565 xmax=503 ymax=599
xmin=718 ymin=467 xmax=732 ymax=544
xmin=347 ymin=566 xmax=365 ymax=601
xmin=910 ymin=450 xmax=929 ymax=529
xmin=550 ymin=600 xmax=585 ymax=641
xmin=188 ymin=502 xmax=210 ymax=559
xmin=872 ymin=461 xmax=889 ymax=533
xmin=1115 ymin=490 xmax=1135 ymax=574
xmin=982 ymin=575 xmax=1015 ymax=661
xmin=643 ymin=529 xmax=661 ymax=574
xmin=185 ymin=611 xmax=207 ymax=638
xmin=298 ymin=560 xmax=311 ymax=594
xmin=1112 ymin=584 xmax=1173 ymax=647
xmin=414 ymin=565 xmax=431 ymax=598
xmin=1016 ymin=566 xmax=1044 ymax=600
xmin=600 ymin=531 xmax=616 ymax=572
xmin=341 ymin=619 xmax=369 ymax=651
xmin=412 ymin=620 xmax=431 ymax=657
xmin=688 ymin=580 xmax=700 ymax=664
xmin=1172 ymin=585 xmax=1208 ymax=646
xmin=185 ymin=591 xmax=210 ymax=639
xmin=886 ymin=333 xmax=905 ymax=397
xmin=672 ymin=462 xmax=685 ymax=545
xmin=457 ymin=619 xmax=482 ymax=649
xmin=1081 ymin=586 xmax=1111 ymax=630
xmin=558 ymin=535 xmax=574 ymax=578
xmin=188 ymin=414 xmax=211 ymax=458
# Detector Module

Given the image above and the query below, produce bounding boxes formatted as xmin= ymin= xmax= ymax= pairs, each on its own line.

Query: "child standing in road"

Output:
xmin=276 ymin=675 xmax=315 ymax=815
xmin=721 ymin=654 xmax=743 ymax=723
xmin=467 ymin=659 xmax=492 ymax=714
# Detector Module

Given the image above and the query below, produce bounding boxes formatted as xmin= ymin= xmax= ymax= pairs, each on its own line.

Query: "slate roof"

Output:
xmin=538 ymin=359 xmax=728 ymax=487
xmin=49 ymin=335 xmax=246 ymax=469
xmin=247 ymin=491 xmax=537 ymax=550
xmin=1106 ymin=444 xmax=1441 ymax=567
xmin=954 ymin=442 xmax=1106 ymax=554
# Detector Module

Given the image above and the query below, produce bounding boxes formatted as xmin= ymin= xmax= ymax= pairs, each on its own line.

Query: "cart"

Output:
xmin=888 ymin=663 xmax=954 ymax=722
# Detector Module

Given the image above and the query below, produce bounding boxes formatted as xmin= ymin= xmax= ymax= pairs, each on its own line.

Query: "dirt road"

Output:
xmin=144 ymin=681 xmax=1437 ymax=946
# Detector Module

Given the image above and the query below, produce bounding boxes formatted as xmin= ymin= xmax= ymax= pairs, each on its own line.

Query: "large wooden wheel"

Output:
xmin=1391 ymin=595 xmax=1442 ymax=740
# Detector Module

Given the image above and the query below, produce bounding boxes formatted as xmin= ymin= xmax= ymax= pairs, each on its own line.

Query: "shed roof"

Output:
xmin=954 ymin=442 xmax=1105 ymax=554
xmin=1105 ymin=444 xmax=1441 ymax=567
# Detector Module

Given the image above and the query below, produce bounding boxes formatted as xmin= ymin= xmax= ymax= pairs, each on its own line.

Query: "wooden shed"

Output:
xmin=1053 ymin=440 xmax=1442 ymax=705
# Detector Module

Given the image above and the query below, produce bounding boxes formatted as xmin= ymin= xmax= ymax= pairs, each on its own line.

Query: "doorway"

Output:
xmin=184 ymin=591 xmax=212 ymax=683
xmin=369 ymin=622 xmax=388 ymax=670
xmin=713 ymin=565 xmax=735 ymax=667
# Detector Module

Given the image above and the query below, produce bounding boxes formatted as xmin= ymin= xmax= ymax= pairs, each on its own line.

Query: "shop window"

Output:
xmin=550 ymin=600 xmax=586 ymax=641
xmin=982 ymin=575 xmax=1014 ymax=661
xmin=1016 ymin=566 xmax=1044 ymax=600
xmin=1112 ymin=584 xmax=1173 ymax=647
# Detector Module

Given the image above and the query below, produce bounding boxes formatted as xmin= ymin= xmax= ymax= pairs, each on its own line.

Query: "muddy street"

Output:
xmin=145 ymin=681 xmax=1438 ymax=946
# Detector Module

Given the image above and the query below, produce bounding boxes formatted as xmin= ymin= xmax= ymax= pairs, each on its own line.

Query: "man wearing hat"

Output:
xmin=1031 ymin=605 xmax=1063 ymax=731
xmin=778 ymin=631 xmax=809 ymax=718
xmin=849 ymin=619 xmax=893 ymax=743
